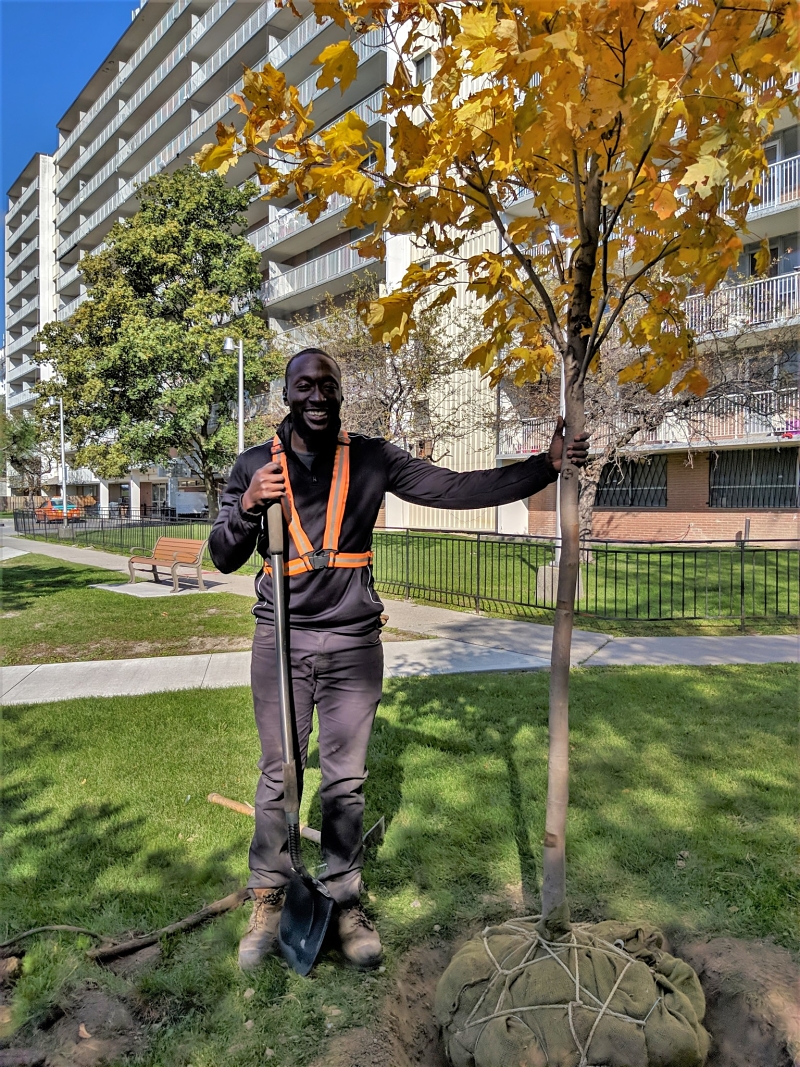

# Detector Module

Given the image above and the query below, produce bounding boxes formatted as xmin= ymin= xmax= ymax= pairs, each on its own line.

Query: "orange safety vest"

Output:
xmin=263 ymin=431 xmax=373 ymax=577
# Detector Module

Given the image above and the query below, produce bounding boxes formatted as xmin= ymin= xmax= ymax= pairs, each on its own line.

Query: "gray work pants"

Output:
xmin=248 ymin=623 xmax=384 ymax=905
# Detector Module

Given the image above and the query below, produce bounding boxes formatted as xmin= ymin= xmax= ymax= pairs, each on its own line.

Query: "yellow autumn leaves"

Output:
xmin=196 ymin=0 xmax=799 ymax=397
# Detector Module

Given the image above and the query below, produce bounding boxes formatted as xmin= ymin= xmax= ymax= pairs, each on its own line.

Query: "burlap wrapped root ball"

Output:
xmin=435 ymin=910 xmax=710 ymax=1067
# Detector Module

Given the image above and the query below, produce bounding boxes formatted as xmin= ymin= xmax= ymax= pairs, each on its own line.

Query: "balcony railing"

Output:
xmin=262 ymin=242 xmax=366 ymax=302
xmin=56 ymin=262 xmax=82 ymax=292
xmin=7 ymin=296 xmax=39 ymax=330
xmin=55 ymin=0 xmax=191 ymax=164
xmin=6 ymin=327 xmax=39 ymax=357
xmin=685 ymin=272 xmax=800 ymax=336
xmin=6 ymin=176 xmax=38 ymax=222
xmin=6 ymin=266 xmax=39 ymax=302
xmin=7 ymin=236 xmax=38 ymax=275
xmin=749 ymin=153 xmax=800 ymax=217
xmin=57 ymin=293 xmax=87 ymax=321
xmin=57 ymin=14 xmax=274 ymax=258
xmin=250 ymin=192 xmax=350 ymax=253
xmin=498 ymin=387 xmax=800 ymax=456
xmin=57 ymin=0 xmax=239 ymax=196
xmin=7 ymin=387 xmax=37 ymax=409
xmin=268 ymin=13 xmax=330 ymax=68
xmin=8 ymin=206 xmax=39 ymax=247
xmin=6 ymin=359 xmax=39 ymax=383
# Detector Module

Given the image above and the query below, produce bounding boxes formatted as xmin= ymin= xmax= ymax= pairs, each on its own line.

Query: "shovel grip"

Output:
xmin=267 ymin=499 xmax=284 ymax=555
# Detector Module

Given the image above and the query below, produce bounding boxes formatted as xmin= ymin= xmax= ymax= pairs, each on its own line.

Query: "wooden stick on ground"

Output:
xmin=87 ymin=888 xmax=249 ymax=962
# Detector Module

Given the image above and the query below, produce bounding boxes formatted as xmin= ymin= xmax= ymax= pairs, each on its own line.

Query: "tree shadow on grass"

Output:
xmin=1 ymin=557 xmax=118 ymax=613
xmin=304 ymin=665 xmax=798 ymax=946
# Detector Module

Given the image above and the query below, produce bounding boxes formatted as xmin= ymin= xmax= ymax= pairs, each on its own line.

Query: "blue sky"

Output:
xmin=2 ymin=1 xmax=132 ymax=337
xmin=2 ymin=0 xmax=133 ymax=194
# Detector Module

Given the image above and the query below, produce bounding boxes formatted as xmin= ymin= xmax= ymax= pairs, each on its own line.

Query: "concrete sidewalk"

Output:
xmin=2 ymin=526 xmax=796 ymax=706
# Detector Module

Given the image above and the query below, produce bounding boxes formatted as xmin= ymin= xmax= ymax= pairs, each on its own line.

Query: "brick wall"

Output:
xmin=528 ymin=450 xmax=799 ymax=542
xmin=528 ymin=480 xmax=557 ymax=536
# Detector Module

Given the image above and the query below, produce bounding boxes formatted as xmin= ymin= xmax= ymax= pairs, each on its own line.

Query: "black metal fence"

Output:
xmin=371 ymin=529 xmax=799 ymax=623
xmin=13 ymin=510 xmax=799 ymax=623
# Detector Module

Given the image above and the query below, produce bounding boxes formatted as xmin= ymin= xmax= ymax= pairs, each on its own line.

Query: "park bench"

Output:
xmin=128 ymin=537 xmax=208 ymax=594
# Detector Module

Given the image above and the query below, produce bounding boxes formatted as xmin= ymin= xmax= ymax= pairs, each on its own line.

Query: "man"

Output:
xmin=209 ymin=348 xmax=589 ymax=972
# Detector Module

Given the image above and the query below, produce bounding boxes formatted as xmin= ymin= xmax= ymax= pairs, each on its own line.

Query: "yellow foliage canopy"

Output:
xmin=197 ymin=0 xmax=799 ymax=397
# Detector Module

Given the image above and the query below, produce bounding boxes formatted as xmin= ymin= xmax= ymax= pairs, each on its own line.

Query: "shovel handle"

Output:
xmin=266 ymin=501 xmax=306 ymax=876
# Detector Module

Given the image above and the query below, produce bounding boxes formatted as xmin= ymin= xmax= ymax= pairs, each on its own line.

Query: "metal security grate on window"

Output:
xmin=595 ymin=455 xmax=667 ymax=508
xmin=710 ymin=447 xmax=799 ymax=509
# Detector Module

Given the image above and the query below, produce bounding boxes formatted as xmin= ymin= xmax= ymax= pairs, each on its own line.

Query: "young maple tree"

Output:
xmin=199 ymin=0 xmax=798 ymax=919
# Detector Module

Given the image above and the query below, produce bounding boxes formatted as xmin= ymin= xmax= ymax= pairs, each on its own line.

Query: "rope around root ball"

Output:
xmin=452 ymin=916 xmax=664 ymax=1067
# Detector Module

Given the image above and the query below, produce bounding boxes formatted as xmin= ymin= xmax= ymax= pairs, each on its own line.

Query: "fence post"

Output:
xmin=739 ymin=523 xmax=749 ymax=632
xmin=475 ymin=531 xmax=482 ymax=614
xmin=404 ymin=528 xmax=411 ymax=600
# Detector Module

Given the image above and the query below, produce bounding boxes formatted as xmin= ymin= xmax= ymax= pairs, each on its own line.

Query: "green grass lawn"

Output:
xmin=1 ymin=554 xmax=256 ymax=665
xmin=2 ymin=666 xmax=797 ymax=1065
xmin=373 ymin=531 xmax=800 ymax=633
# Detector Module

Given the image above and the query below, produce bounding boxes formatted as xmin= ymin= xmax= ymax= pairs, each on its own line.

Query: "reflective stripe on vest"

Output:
xmin=263 ymin=431 xmax=373 ymax=577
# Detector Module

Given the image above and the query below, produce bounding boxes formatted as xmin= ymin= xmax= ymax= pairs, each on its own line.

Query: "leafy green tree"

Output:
xmin=0 ymin=405 xmax=46 ymax=494
xmin=36 ymin=165 xmax=280 ymax=518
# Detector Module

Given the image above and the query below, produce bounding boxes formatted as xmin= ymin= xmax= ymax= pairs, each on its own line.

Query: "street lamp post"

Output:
xmin=59 ymin=397 xmax=68 ymax=529
xmin=224 ymin=336 xmax=245 ymax=454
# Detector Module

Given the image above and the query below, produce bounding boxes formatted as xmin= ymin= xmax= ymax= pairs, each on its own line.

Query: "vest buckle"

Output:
xmin=305 ymin=549 xmax=333 ymax=570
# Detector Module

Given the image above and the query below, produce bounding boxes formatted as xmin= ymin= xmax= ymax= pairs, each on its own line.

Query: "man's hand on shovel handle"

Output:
xmin=548 ymin=416 xmax=591 ymax=473
xmin=242 ymin=462 xmax=286 ymax=512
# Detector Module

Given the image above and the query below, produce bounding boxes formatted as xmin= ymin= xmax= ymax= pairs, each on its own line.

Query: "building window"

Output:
xmin=595 ymin=456 xmax=667 ymax=508
xmin=709 ymin=448 xmax=799 ymax=509
xmin=414 ymin=52 xmax=432 ymax=85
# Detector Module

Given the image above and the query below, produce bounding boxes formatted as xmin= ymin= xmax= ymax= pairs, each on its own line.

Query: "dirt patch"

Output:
xmin=311 ymin=942 xmax=453 ymax=1067
xmin=2 ymin=989 xmax=146 ymax=1067
xmin=676 ymin=938 xmax=799 ymax=1067
xmin=46 ymin=990 xmax=145 ymax=1067
xmin=381 ymin=628 xmax=432 ymax=643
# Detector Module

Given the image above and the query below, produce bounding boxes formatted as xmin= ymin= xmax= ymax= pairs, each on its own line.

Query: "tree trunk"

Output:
xmin=203 ymin=471 xmax=220 ymax=522
xmin=541 ymin=369 xmax=585 ymax=919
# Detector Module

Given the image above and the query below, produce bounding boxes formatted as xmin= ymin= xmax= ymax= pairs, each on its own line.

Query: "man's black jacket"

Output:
xmin=209 ymin=417 xmax=558 ymax=634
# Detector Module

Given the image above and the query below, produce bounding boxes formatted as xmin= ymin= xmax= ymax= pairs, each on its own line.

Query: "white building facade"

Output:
xmin=3 ymin=1 xmax=798 ymax=534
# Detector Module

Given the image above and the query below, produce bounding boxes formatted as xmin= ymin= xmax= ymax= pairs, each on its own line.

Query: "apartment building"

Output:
xmin=3 ymin=0 xmax=395 ymax=513
xmin=3 ymin=1 xmax=798 ymax=536
xmin=499 ymin=115 xmax=800 ymax=543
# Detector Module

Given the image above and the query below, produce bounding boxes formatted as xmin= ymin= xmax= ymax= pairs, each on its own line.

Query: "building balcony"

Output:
xmin=7 ymin=387 xmax=38 ymax=410
xmin=498 ymin=387 xmax=800 ymax=458
xmin=250 ymin=192 xmax=351 ymax=257
xmin=57 ymin=15 xmax=275 ymax=257
xmin=6 ymin=295 xmax=39 ymax=330
xmin=686 ymin=271 xmax=800 ymax=337
xmin=747 ymin=153 xmax=800 ymax=219
xmin=7 ymin=207 xmax=39 ymax=251
xmin=55 ymin=0 xmax=192 ymax=166
xmin=57 ymin=0 xmax=263 ymax=205
xmin=6 ymin=176 xmax=38 ymax=223
xmin=6 ymin=327 xmax=39 ymax=357
xmin=6 ymin=266 xmax=39 ymax=302
xmin=7 ymin=236 xmax=39 ymax=275
xmin=56 ymin=261 xmax=83 ymax=294
xmin=260 ymin=241 xmax=373 ymax=312
xmin=6 ymin=359 xmax=39 ymax=384
xmin=57 ymin=293 xmax=87 ymax=321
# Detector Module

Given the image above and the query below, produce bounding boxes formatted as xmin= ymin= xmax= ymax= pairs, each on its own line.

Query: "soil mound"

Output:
xmin=678 ymin=937 xmax=800 ymax=1067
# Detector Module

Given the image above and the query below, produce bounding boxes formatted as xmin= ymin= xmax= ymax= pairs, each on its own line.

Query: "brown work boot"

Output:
xmin=238 ymin=887 xmax=285 ymax=971
xmin=337 ymin=903 xmax=383 ymax=969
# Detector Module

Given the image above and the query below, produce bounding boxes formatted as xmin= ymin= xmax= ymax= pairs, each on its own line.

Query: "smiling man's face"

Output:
xmin=284 ymin=351 xmax=343 ymax=448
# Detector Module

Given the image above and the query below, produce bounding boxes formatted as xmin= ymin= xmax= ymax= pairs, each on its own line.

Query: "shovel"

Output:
xmin=267 ymin=501 xmax=335 ymax=976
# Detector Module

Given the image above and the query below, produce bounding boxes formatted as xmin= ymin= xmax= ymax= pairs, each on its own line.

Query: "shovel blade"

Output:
xmin=278 ymin=872 xmax=335 ymax=976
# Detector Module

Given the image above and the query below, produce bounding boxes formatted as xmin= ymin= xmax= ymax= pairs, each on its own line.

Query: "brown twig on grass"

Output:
xmin=87 ymin=888 xmax=249 ymax=962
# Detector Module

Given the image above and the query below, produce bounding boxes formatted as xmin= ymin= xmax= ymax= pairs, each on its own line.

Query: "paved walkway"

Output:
xmin=2 ymin=525 xmax=796 ymax=706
